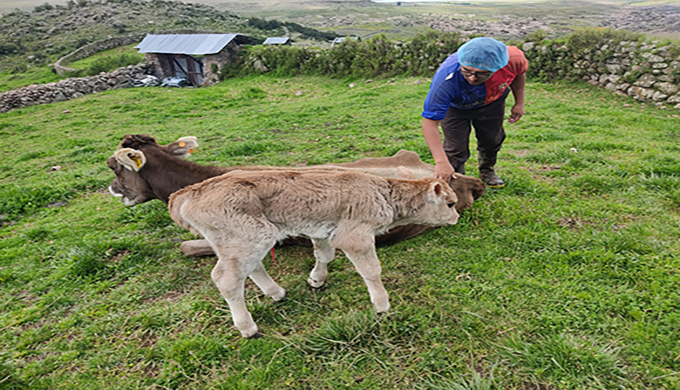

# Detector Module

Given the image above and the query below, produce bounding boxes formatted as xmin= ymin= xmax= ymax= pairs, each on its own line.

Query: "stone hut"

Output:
xmin=136 ymin=33 xmax=257 ymax=87
xmin=332 ymin=36 xmax=362 ymax=46
xmin=263 ymin=37 xmax=293 ymax=46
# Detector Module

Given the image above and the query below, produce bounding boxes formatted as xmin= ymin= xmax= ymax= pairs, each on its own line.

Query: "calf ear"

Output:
xmin=427 ymin=180 xmax=446 ymax=202
xmin=114 ymin=148 xmax=147 ymax=172
xmin=165 ymin=136 xmax=198 ymax=158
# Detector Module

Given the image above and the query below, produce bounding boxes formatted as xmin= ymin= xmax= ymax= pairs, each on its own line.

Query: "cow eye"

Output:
xmin=447 ymin=202 xmax=455 ymax=208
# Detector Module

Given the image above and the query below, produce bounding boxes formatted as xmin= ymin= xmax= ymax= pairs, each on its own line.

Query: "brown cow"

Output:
xmin=168 ymin=170 xmax=460 ymax=337
xmin=107 ymin=134 xmax=485 ymax=250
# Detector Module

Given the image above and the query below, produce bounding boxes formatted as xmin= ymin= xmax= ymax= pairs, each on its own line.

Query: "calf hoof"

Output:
xmin=374 ymin=301 xmax=390 ymax=313
xmin=270 ymin=288 xmax=286 ymax=302
xmin=239 ymin=325 xmax=260 ymax=339
xmin=307 ymin=277 xmax=325 ymax=289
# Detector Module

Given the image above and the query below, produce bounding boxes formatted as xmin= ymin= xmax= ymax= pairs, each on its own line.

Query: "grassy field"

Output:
xmin=1 ymin=74 xmax=679 ymax=389
xmin=65 ymin=44 xmax=144 ymax=73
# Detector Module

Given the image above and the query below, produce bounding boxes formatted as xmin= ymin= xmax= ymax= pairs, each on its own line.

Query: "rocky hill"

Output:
xmin=598 ymin=5 xmax=680 ymax=37
xmin=0 ymin=0 xmax=282 ymax=72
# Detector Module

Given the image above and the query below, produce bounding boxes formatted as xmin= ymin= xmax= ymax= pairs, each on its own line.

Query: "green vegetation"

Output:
xmin=248 ymin=17 xmax=340 ymax=41
xmin=0 ymin=66 xmax=61 ymax=93
xmin=0 ymin=74 xmax=678 ymax=388
xmin=223 ymin=31 xmax=465 ymax=80
xmin=66 ymin=43 xmax=144 ymax=77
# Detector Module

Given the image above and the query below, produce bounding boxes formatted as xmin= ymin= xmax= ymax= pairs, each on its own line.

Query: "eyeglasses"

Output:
xmin=460 ymin=67 xmax=493 ymax=79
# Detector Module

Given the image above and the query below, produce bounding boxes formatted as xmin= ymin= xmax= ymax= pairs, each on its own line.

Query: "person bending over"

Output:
xmin=421 ymin=37 xmax=528 ymax=188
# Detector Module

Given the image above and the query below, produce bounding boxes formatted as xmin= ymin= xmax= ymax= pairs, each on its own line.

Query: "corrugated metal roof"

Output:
xmin=263 ymin=37 xmax=291 ymax=45
xmin=135 ymin=34 xmax=242 ymax=55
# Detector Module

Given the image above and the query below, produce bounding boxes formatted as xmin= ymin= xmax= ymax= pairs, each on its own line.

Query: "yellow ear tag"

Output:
xmin=131 ymin=155 xmax=142 ymax=169
xmin=179 ymin=142 xmax=186 ymax=147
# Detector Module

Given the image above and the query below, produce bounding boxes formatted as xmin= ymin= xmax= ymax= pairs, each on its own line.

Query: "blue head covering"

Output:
xmin=457 ymin=37 xmax=509 ymax=72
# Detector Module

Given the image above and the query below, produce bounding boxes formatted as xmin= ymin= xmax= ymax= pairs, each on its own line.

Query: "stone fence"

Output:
xmin=0 ymin=62 xmax=153 ymax=113
xmin=521 ymin=38 xmax=680 ymax=108
xmin=53 ymin=34 xmax=146 ymax=76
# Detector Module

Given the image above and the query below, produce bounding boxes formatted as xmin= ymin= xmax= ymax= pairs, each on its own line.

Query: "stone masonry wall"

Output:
xmin=0 ymin=62 xmax=153 ymax=113
xmin=521 ymin=38 xmax=680 ymax=108
xmin=53 ymin=34 xmax=147 ymax=76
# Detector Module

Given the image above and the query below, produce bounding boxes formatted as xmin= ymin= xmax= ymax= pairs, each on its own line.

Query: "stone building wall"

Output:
xmin=202 ymin=41 xmax=241 ymax=87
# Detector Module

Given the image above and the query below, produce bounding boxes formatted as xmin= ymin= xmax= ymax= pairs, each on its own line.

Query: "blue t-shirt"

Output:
xmin=422 ymin=47 xmax=528 ymax=121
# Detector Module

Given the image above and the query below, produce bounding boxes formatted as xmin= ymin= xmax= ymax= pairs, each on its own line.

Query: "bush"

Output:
xmin=33 ymin=2 xmax=54 ymax=12
xmin=85 ymin=53 xmax=143 ymax=76
xmin=0 ymin=40 xmax=20 ymax=56
xmin=235 ymin=31 xmax=464 ymax=79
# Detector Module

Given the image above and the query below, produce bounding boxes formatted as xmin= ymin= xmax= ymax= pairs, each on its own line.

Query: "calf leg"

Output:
xmin=210 ymin=256 xmax=259 ymax=338
xmin=308 ymin=238 xmax=335 ymax=288
xmin=209 ymin=236 xmax=281 ymax=338
xmin=249 ymin=261 xmax=286 ymax=301
xmin=335 ymin=235 xmax=390 ymax=313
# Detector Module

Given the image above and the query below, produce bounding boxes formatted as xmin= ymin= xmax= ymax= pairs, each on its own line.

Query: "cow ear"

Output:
xmin=427 ymin=180 xmax=447 ymax=202
xmin=165 ymin=136 xmax=198 ymax=158
xmin=114 ymin=148 xmax=146 ymax=172
xmin=432 ymin=181 xmax=443 ymax=195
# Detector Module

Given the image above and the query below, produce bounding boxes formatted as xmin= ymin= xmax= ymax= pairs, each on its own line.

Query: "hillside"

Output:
xmin=3 ymin=0 xmax=680 ymax=76
xmin=0 ymin=0 xmax=301 ymax=73
xmin=222 ymin=0 xmax=680 ymax=41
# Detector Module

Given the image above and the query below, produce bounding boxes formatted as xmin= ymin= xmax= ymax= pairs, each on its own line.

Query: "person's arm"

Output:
xmin=422 ymin=117 xmax=456 ymax=180
xmin=508 ymin=73 xmax=526 ymax=124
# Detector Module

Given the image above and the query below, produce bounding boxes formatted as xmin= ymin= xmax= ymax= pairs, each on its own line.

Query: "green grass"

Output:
xmin=1 ymin=75 xmax=679 ymax=389
xmin=66 ymin=43 xmax=144 ymax=76
xmin=0 ymin=66 xmax=62 ymax=93
xmin=0 ymin=44 xmax=144 ymax=92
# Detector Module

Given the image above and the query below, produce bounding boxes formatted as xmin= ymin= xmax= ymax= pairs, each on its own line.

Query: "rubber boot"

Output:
xmin=478 ymin=152 xmax=505 ymax=188
xmin=454 ymin=163 xmax=465 ymax=175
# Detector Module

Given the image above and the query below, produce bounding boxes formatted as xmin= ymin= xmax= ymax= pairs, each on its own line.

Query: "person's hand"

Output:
xmin=508 ymin=103 xmax=525 ymax=124
xmin=434 ymin=161 xmax=457 ymax=181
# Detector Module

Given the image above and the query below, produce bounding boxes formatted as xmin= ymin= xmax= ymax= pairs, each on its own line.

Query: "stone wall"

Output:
xmin=521 ymin=38 xmax=680 ymax=108
xmin=0 ymin=62 xmax=153 ymax=113
xmin=202 ymin=41 xmax=241 ymax=87
xmin=53 ymin=34 xmax=146 ymax=76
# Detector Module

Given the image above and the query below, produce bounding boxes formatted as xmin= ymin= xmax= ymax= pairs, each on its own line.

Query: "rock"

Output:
xmin=634 ymin=74 xmax=656 ymax=88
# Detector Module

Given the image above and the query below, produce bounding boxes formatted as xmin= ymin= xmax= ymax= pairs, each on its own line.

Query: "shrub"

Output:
xmin=33 ymin=2 xmax=54 ymax=12
xmin=85 ymin=53 xmax=143 ymax=76
xmin=235 ymin=31 xmax=463 ymax=79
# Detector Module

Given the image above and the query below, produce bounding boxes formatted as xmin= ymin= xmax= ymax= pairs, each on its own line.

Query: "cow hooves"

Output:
xmin=239 ymin=325 xmax=260 ymax=338
xmin=307 ymin=278 xmax=325 ymax=289
xmin=270 ymin=288 xmax=286 ymax=302
xmin=249 ymin=331 xmax=265 ymax=339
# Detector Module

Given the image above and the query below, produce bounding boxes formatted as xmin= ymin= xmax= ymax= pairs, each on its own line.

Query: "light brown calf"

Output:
xmin=168 ymin=170 xmax=459 ymax=338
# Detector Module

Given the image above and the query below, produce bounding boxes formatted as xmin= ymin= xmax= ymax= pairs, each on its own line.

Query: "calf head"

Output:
xmin=394 ymin=178 xmax=459 ymax=227
xmin=107 ymin=134 xmax=198 ymax=206
xmin=422 ymin=179 xmax=460 ymax=226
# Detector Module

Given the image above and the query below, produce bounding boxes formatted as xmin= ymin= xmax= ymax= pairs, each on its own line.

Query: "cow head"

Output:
xmin=107 ymin=134 xmax=199 ymax=206
xmin=424 ymin=179 xmax=460 ymax=226
xmin=448 ymin=175 xmax=486 ymax=211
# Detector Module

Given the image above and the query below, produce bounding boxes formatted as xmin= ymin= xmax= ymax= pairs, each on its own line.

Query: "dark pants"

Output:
xmin=440 ymin=93 xmax=508 ymax=173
